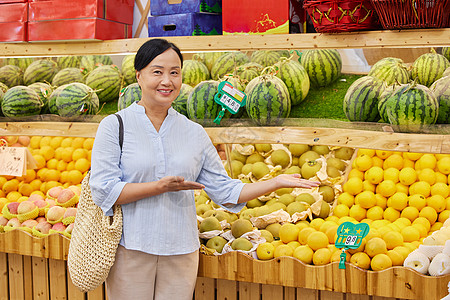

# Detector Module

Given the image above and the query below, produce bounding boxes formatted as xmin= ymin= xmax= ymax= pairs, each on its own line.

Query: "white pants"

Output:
xmin=106 ymin=245 xmax=199 ymax=300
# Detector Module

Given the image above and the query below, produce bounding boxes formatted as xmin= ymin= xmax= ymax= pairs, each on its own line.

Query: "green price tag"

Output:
xmin=335 ymin=222 xmax=370 ymax=269
xmin=213 ymin=81 xmax=246 ymax=124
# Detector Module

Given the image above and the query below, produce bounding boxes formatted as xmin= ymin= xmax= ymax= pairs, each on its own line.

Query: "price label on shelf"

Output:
xmin=0 ymin=146 xmax=37 ymax=176
xmin=213 ymin=81 xmax=247 ymax=124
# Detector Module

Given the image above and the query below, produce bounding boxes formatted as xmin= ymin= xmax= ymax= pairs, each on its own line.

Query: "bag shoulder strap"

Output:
xmin=114 ymin=113 xmax=124 ymax=151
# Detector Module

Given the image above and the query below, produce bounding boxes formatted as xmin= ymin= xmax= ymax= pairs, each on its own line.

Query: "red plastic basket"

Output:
xmin=370 ymin=0 xmax=450 ymax=29
xmin=303 ymin=0 xmax=380 ymax=33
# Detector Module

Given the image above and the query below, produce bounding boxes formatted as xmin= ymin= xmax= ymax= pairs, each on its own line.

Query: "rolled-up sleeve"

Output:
xmin=196 ymin=130 xmax=245 ymax=213
xmin=90 ymin=115 xmax=127 ymax=216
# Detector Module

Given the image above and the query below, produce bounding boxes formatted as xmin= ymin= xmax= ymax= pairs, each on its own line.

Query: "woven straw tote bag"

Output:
xmin=68 ymin=114 xmax=124 ymax=292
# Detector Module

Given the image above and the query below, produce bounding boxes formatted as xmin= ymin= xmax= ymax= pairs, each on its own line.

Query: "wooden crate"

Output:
xmin=0 ymin=230 xmax=449 ymax=300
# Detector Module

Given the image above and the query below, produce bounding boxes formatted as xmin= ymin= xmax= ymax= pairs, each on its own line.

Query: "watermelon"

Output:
xmin=275 ymin=58 xmax=310 ymax=105
xmin=80 ymin=55 xmax=113 ymax=74
xmin=411 ymin=50 xmax=450 ymax=87
xmin=211 ymin=52 xmax=250 ymax=80
xmin=52 ymin=68 xmax=84 ymax=86
xmin=0 ymin=65 xmax=23 ymax=87
xmin=430 ymin=76 xmax=450 ymax=124
xmin=382 ymin=83 xmax=438 ymax=132
xmin=378 ymin=84 xmax=398 ymax=123
xmin=118 ymin=83 xmax=141 ymax=111
xmin=121 ymin=55 xmax=137 ymax=85
xmin=5 ymin=58 xmax=34 ymax=71
xmin=1 ymin=86 xmax=43 ymax=117
xmin=343 ymin=76 xmax=385 ymax=122
xmin=196 ymin=52 xmax=224 ymax=72
xmin=368 ymin=57 xmax=410 ymax=86
xmin=23 ymin=59 xmax=59 ymax=86
xmin=28 ymin=82 xmax=53 ymax=114
xmin=46 ymin=84 xmax=69 ymax=114
xmin=235 ymin=62 xmax=263 ymax=88
xmin=182 ymin=60 xmax=210 ymax=87
xmin=0 ymin=82 xmax=7 ymax=93
xmin=85 ymin=65 xmax=122 ymax=103
xmin=187 ymin=80 xmax=225 ymax=125
xmin=442 ymin=47 xmax=450 ymax=62
xmin=300 ymin=49 xmax=342 ymax=88
xmin=443 ymin=67 xmax=450 ymax=78
xmin=57 ymin=56 xmax=81 ymax=69
xmin=245 ymin=75 xmax=291 ymax=125
xmin=172 ymin=83 xmax=193 ymax=116
xmin=250 ymin=50 xmax=288 ymax=68
xmin=55 ymin=83 xmax=100 ymax=117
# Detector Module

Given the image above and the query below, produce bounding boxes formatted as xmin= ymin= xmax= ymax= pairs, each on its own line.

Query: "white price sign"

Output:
xmin=344 ymin=235 xmax=358 ymax=246
xmin=0 ymin=147 xmax=37 ymax=176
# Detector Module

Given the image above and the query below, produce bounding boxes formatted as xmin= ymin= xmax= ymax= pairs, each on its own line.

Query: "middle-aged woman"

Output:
xmin=89 ymin=38 xmax=320 ymax=300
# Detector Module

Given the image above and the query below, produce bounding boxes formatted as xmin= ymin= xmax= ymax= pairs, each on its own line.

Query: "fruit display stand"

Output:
xmin=1 ymin=30 xmax=450 ymax=300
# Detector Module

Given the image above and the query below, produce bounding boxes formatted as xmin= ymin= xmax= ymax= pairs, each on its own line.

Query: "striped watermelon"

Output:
xmin=5 ymin=58 xmax=34 ymax=71
xmin=0 ymin=82 xmax=7 ymax=93
xmin=430 ymin=76 xmax=450 ymax=124
xmin=187 ymin=80 xmax=225 ymax=125
xmin=343 ymin=76 xmax=385 ymax=122
xmin=250 ymin=50 xmax=288 ymax=67
xmin=23 ymin=59 xmax=59 ymax=86
xmin=382 ymin=83 xmax=438 ymax=132
xmin=28 ymin=82 xmax=53 ymax=114
xmin=172 ymin=83 xmax=193 ymax=116
xmin=1 ymin=86 xmax=43 ymax=117
xmin=442 ymin=47 xmax=450 ymax=62
xmin=275 ymin=58 xmax=310 ymax=105
xmin=300 ymin=49 xmax=342 ymax=88
xmin=235 ymin=62 xmax=263 ymax=88
xmin=57 ymin=56 xmax=81 ymax=69
xmin=52 ymin=68 xmax=84 ymax=86
xmin=182 ymin=60 xmax=210 ymax=87
xmin=121 ymin=55 xmax=137 ymax=85
xmin=443 ymin=67 xmax=450 ymax=78
xmin=211 ymin=52 xmax=250 ymax=80
xmin=378 ymin=84 xmax=398 ymax=123
xmin=85 ymin=65 xmax=122 ymax=103
xmin=80 ymin=55 xmax=113 ymax=74
xmin=0 ymin=65 xmax=23 ymax=87
xmin=55 ymin=83 xmax=99 ymax=117
xmin=196 ymin=52 xmax=224 ymax=71
xmin=46 ymin=84 xmax=68 ymax=114
xmin=411 ymin=50 xmax=450 ymax=87
xmin=245 ymin=75 xmax=291 ymax=125
xmin=118 ymin=83 xmax=141 ymax=111
xmin=368 ymin=57 xmax=410 ymax=86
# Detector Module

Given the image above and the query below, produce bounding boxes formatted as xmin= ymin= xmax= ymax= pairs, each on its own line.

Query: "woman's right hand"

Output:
xmin=158 ymin=176 xmax=205 ymax=192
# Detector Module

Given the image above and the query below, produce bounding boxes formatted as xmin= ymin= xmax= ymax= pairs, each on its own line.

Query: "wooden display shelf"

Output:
xmin=0 ymin=230 xmax=449 ymax=300
xmin=1 ymin=121 xmax=450 ymax=153
xmin=1 ymin=29 xmax=449 ymax=57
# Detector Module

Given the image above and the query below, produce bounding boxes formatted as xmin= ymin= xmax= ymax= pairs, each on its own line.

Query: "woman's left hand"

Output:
xmin=274 ymin=174 xmax=320 ymax=189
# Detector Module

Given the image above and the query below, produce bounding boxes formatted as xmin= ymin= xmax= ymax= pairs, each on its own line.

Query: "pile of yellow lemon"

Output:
xmin=0 ymin=136 xmax=93 ymax=208
xmin=256 ymin=149 xmax=449 ymax=272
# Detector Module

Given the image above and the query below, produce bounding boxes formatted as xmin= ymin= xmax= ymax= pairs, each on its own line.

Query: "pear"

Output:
xmin=295 ymin=193 xmax=316 ymax=205
xmin=196 ymin=203 xmax=212 ymax=216
xmin=231 ymin=160 xmax=244 ymax=178
xmin=253 ymin=205 xmax=271 ymax=217
xmin=206 ymin=236 xmax=228 ymax=253
xmin=259 ymin=229 xmax=274 ymax=243
xmin=271 ymin=149 xmax=290 ymax=168
xmin=239 ymin=208 xmax=255 ymax=220
xmin=316 ymin=201 xmax=330 ymax=219
xmin=199 ymin=216 xmax=222 ymax=233
xmin=214 ymin=211 xmax=230 ymax=223
xmin=268 ymin=202 xmax=286 ymax=213
xmin=286 ymin=202 xmax=307 ymax=216
xmin=326 ymin=165 xmax=341 ymax=178
xmin=288 ymin=144 xmax=310 ymax=156
xmin=275 ymin=188 xmax=294 ymax=196
xmin=319 ymin=185 xmax=335 ymax=203
xmin=292 ymin=156 xmax=299 ymax=166
xmin=298 ymin=151 xmax=320 ymax=167
xmin=246 ymin=153 xmax=265 ymax=164
xmin=312 ymin=145 xmax=330 ymax=155
xmin=278 ymin=194 xmax=295 ymax=206
xmin=241 ymin=163 xmax=253 ymax=175
xmin=301 ymin=160 xmax=322 ymax=179
xmin=327 ymin=157 xmax=346 ymax=171
xmin=202 ymin=210 xmax=216 ymax=218
xmin=231 ymin=219 xmax=253 ymax=238
xmin=334 ymin=147 xmax=354 ymax=160
xmin=231 ymin=237 xmax=253 ymax=251
xmin=230 ymin=150 xmax=247 ymax=164
xmin=255 ymin=144 xmax=272 ymax=153
xmin=195 ymin=195 xmax=209 ymax=205
xmin=252 ymin=162 xmax=270 ymax=180
xmin=284 ymin=166 xmax=301 ymax=174
xmin=265 ymin=223 xmax=281 ymax=239
xmin=246 ymin=198 xmax=264 ymax=208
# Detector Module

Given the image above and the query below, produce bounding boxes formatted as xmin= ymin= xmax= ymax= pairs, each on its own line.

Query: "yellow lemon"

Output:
xmin=431 ymin=222 xmax=443 ymax=232
xmin=61 ymin=137 xmax=74 ymax=148
xmin=71 ymin=137 xmax=86 ymax=149
xmin=417 ymin=154 xmax=437 ymax=170
xmin=383 ymin=231 xmax=404 ymax=250
xmin=74 ymin=158 xmax=90 ymax=174
xmin=419 ymin=206 xmax=438 ymax=225
xmin=409 ymin=181 xmax=431 ymax=197
xmin=372 ymin=156 xmax=384 ymax=168
xmin=83 ymin=138 xmax=95 ymax=150
xmin=33 ymin=154 xmax=46 ymax=169
xmin=61 ymin=147 xmax=75 ymax=163
xmin=306 ymin=231 xmax=329 ymax=251
xmin=350 ymin=252 xmax=371 ymax=270
xmin=365 ymin=166 xmax=384 ymax=184
xmin=46 ymin=158 xmax=58 ymax=170
xmin=431 ymin=182 xmax=450 ymax=198
xmin=67 ymin=170 xmax=84 ymax=185
xmin=403 ymin=159 xmax=415 ymax=169
xmin=376 ymin=150 xmax=393 ymax=160
xmin=310 ymin=218 xmax=325 ymax=231
xmin=274 ymin=244 xmax=294 ymax=258
xmin=375 ymin=194 xmax=387 ymax=209
xmin=370 ymin=220 xmax=388 ymax=230
xmin=365 ymin=228 xmax=381 ymax=241
xmin=383 ymin=207 xmax=400 ymax=223
xmin=287 ymin=241 xmax=301 ymax=250
xmin=362 ymin=180 xmax=376 ymax=193
xmin=66 ymin=161 xmax=75 ymax=171
xmin=343 ymin=177 xmax=364 ymax=195
xmin=411 ymin=223 xmax=428 ymax=238
xmin=298 ymin=227 xmax=316 ymax=245
xmin=29 ymin=136 xmax=42 ymax=149
xmin=337 ymin=192 xmax=354 ymax=207
xmin=400 ymin=206 xmax=419 ymax=222
xmin=439 ymin=210 xmax=450 ymax=223
xmin=377 ymin=180 xmax=397 ymax=197
xmin=396 ymin=183 xmax=409 ymax=194
xmin=387 ymin=192 xmax=408 ymax=211
xmin=435 ymin=172 xmax=448 ymax=184
xmin=56 ymin=160 xmax=68 ymax=172
xmin=2 ymin=179 xmax=19 ymax=194
xmin=354 ymin=154 xmax=373 ymax=172
xmin=393 ymin=246 xmax=410 ymax=260
xmin=293 ymin=245 xmax=314 ymax=264
xmin=437 ymin=157 xmax=450 ymax=175
xmin=349 ymin=204 xmax=366 ymax=222
xmin=16 ymin=169 xmax=36 ymax=183
xmin=404 ymin=152 xmax=423 ymax=161
xmin=387 ymin=250 xmax=404 ymax=266
xmin=365 ymin=237 xmax=387 ymax=257
xmin=409 ymin=194 xmax=427 ymax=211
xmin=49 ymin=136 xmax=63 ymax=149
xmin=366 ymin=206 xmax=384 ymax=221
xmin=279 ymin=223 xmax=300 ymax=243
xmin=401 ymin=226 xmax=421 ymax=242
xmin=357 ymin=149 xmax=376 ymax=157
xmin=29 ymin=179 xmax=42 ymax=191
xmin=6 ymin=191 xmax=22 ymax=202
xmin=39 ymin=136 xmax=52 ymax=148
xmin=427 ymin=194 xmax=446 ymax=213
xmin=348 ymin=169 xmax=364 ymax=181
xmin=356 ymin=191 xmax=377 ymax=209
xmin=325 ymin=225 xmax=339 ymax=244
xmin=54 ymin=147 xmax=64 ymax=160
xmin=72 ymin=148 xmax=88 ymax=161
xmin=331 ymin=250 xmax=350 ymax=263
xmin=383 ymin=153 xmax=404 ymax=170
xmin=256 ymin=242 xmax=275 ymax=260
xmin=398 ymin=167 xmax=417 ymax=186
xmin=417 ymin=168 xmax=436 ymax=185
xmin=333 ymin=204 xmax=349 ymax=218
xmin=312 ymin=248 xmax=332 ymax=266
xmin=383 ymin=168 xmax=399 ymax=182
xmin=39 ymin=145 xmax=55 ymax=161
xmin=412 ymin=216 xmax=431 ymax=232
xmin=17 ymin=183 xmax=33 ymax=197
xmin=60 ymin=171 xmax=69 ymax=183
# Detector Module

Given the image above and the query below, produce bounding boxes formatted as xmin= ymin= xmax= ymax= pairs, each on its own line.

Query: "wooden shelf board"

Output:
xmin=1 ymin=122 xmax=449 ymax=153
xmin=1 ymin=29 xmax=449 ymax=57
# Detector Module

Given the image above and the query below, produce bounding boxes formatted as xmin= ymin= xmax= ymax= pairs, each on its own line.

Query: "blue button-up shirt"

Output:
xmin=89 ymin=102 xmax=245 ymax=255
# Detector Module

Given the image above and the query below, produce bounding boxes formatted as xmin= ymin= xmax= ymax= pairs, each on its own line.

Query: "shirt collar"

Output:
xmin=131 ymin=102 xmax=176 ymax=116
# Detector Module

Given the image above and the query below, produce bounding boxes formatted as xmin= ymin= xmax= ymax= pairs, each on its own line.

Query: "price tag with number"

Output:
xmin=0 ymin=140 xmax=37 ymax=176
xmin=213 ymin=81 xmax=246 ymax=124
xmin=335 ymin=222 xmax=370 ymax=269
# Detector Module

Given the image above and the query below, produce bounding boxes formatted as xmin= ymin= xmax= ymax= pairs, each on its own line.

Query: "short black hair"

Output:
xmin=134 ymin=38 xmax=183 ymax=71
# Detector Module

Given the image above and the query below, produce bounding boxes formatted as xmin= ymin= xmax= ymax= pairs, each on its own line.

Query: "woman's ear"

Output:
xmin=136 ymin=70 xmax=141 ymax=83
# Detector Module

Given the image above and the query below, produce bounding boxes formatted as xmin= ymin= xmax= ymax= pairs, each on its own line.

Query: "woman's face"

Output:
xmin=136 ymin=48 xmax=182 ymax=108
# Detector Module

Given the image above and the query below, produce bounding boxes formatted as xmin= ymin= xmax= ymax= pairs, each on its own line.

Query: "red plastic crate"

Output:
xmin=0 ymin=3 xmax=27 ymax=22
xmin=0 ymin=22 xmax=27 ymax=42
